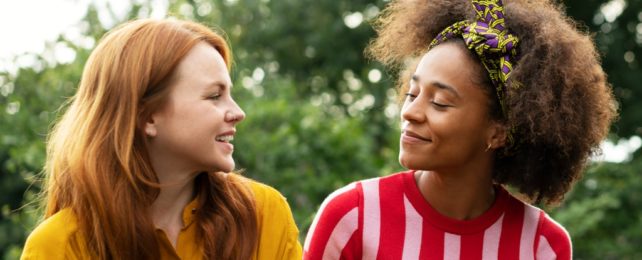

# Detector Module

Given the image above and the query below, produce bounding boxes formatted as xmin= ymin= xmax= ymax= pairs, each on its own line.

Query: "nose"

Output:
xmin=226 ymin=99 xmax=246 ymax=123
xmin=401 ymin=98 xmax=425 ymax=123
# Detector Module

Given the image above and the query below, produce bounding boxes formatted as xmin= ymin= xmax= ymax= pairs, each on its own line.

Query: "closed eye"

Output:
xmin=207 ymin=93 xmax=221 ymax=100
xmin=431 ymin=101 xmax=449 ymax=108
xmin=431 ymin=101 xmax=453 ymax=110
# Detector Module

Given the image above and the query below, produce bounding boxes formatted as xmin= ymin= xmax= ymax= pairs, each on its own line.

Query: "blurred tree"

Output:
xmin=565 ymin=0 xmax=642 ymax=143
xmin=0 ymin=5 xmax=104 ymax=259
xmin=0 ymin=40 xmax=87 ymax=259
xmin=232 ymin=76 xmax=401 ymax=230
xmin=171 ymin=0 xmax=395 ymax=150
xmin=551 ymin=158 xmax=642 ymax=259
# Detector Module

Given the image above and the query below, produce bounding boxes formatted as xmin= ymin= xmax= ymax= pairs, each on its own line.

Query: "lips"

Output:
xmin=215 ymin=130 xmax=236 ymax=143
xmin=402 ymin=129 xmax=431 ymax=142
xmin=215 ymin=135 xmax=234 ymax=142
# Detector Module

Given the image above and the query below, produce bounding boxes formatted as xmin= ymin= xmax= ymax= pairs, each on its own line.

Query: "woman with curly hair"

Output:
xmin=304 ymin=0 xmax=616 ymax=259
xmin=21 ymin=18 xmax=301 ymax=259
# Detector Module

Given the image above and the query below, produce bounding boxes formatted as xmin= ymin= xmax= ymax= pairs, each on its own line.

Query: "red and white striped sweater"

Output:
xmin=304 ymin=171 xmax=571 ymax=260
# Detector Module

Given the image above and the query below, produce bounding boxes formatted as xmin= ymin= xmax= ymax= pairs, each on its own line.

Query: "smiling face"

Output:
xmin=399 ymin=42 xmax=505 ymax=172
xmin=145 ymin=42 xmax=245 ymax=174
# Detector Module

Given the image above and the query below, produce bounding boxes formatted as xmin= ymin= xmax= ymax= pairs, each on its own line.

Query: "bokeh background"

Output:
xmin=1 ymin=0 xmax=641 ymax=259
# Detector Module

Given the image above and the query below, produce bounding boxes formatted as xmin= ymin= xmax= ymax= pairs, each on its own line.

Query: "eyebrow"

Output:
xmin=207 ymin=81 xmax=232 ymax=91
xmin=411 ymin=75 xmax=460 ymax=98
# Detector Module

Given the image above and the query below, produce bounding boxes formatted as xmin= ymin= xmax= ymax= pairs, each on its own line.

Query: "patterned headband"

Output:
xmin=428 ymin=0 xmax=519 ymax=146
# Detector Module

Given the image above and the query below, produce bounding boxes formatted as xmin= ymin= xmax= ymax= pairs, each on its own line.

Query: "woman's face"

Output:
xmin=399 ymin=43 xmax=502 ymax=171
xmin=146 ymin=42 xmax=244 ymax=174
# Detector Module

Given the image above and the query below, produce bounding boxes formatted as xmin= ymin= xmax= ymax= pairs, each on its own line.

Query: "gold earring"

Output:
xmin=485 ymin=143 xmax=492 ymax=152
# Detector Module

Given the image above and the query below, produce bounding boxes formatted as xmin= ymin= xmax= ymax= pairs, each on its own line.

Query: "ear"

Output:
xmin=139 ymin=112 xmax=158 ymax=137
xmin=486 ymin=121 xmax=508 ymax=149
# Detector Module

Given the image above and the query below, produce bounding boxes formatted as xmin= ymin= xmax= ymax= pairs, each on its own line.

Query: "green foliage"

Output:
xmin=566 ymin=0 xmax=642 ymax=139
xmin=232 ymin=76 xmax=401 ymax=231
xmin=0 ymin=46 xmax=88 ymax=258
xmin=1 ymin=0 xmax=641 ymax=258
xmin=551 ymin=158 xmax=642 ymax=259
xmin=0 ymin=7 xmax=95 ymax=259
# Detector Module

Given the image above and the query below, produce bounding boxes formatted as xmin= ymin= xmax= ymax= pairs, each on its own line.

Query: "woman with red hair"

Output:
xmin=22 ymin=18 xmax=301 ymax=259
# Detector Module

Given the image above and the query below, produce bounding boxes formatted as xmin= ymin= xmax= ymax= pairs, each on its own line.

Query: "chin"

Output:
xmin=399 ymin=153 xmax=428 ymax=171
xmin=219 ymin=163 xmax=235 ymax=173
xmin=398 ymin=153 xmax=413 ymax=169
xmin=206 ymin=159 xmax=235 ymax=173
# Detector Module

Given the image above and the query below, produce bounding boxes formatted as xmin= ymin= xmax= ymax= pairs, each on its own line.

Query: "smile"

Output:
xmin=215 ymin=135 xmax=234 ymax=142
xmin=401 ymin=130 xmax=432 ymax=143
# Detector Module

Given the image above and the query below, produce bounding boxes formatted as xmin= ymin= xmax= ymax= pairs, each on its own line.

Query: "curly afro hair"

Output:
xmin=367 ymin=0 xmax=618 ymax=206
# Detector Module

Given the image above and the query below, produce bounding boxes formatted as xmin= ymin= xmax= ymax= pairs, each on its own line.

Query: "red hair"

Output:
xmin=44 ymin=19 xmax=257 ymax=259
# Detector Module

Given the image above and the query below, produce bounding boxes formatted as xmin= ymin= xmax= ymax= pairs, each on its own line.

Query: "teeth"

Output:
xmin=216 ymin=135 xmax=234 ymax=142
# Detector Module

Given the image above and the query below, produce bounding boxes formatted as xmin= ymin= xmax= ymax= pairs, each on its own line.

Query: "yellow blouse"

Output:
xmin=21 ymin=180 xmax=302 ymax=259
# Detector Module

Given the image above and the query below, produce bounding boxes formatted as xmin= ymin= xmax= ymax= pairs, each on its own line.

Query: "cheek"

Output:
xmin=431 ymin=111 xmax=484 ymax=142
xmin=183 ymin=103 xmax=216 ymax=120
xmin=428 ymin=113 xmax=457 ymax=136
xmin=167 ymin=105 xmax=214 ymax=133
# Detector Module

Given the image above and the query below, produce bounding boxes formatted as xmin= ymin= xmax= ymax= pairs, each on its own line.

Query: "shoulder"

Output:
xmin=317 ymin=180 xmax=362 ymax=216
xmin=21 ymin=209 xmax=83 ymax=259
xmin=303 ymin=180 xmax=361 ymax=259
xmin=230 ymin=174 xmax=292 ymax=216
xmin=243 ymin=178 xmax=294 ymax=226
xmin=306 ymin=172 xmax=409 ymax=229
xmin=307 ymin=175 xmax=379 ymax=227
xmin=311 ymin=172 xmax=408 ymax=216
xmin=536 ymin=212 xmax=572 ymax=260
xmin=243 ymin=178 xmax=302 ymax=260
xmin=501 ymin=191 xmax=572 ymax=259
xmin=247 ymin=179 xmax=287 ymax=208
xmin=246 ymin=179 xmax=296 ymax=223
xmin=303 ymin=172 xmax=410 ymax=259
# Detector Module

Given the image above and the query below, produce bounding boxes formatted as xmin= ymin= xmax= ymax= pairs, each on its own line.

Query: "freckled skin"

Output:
xmin=146 ymin=42 xmax=245 ymax=176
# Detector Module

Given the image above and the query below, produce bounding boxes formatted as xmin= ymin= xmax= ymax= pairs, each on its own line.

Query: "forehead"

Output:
xmin=416 ymin=43 xmax=478 ymax=79
xmin=172 ymin=42 xmax=231 ymax=90
xmin=412 ymin=43 xmax=485 ymax=95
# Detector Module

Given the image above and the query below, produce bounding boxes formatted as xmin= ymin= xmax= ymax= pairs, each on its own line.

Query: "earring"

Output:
xmin=485 ymin=143 xmax=492 ymax=152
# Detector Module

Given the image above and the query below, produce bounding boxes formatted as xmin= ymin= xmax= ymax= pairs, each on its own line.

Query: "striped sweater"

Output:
xmin=304 ymin=171 xmax=571 ymax=260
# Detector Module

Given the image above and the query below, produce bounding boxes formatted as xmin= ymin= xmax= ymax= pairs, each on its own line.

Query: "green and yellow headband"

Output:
xmin=428 ymin=0 xmax=520 ymax=146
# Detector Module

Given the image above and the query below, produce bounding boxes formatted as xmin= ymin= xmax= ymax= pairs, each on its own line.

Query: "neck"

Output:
xmin=149 ymin=156 xmax=200 ymax=247
xmin=414 ymin=162 xmax=496 ymax=220
xmin=150 ymin=174 xmax=196 ymax=224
